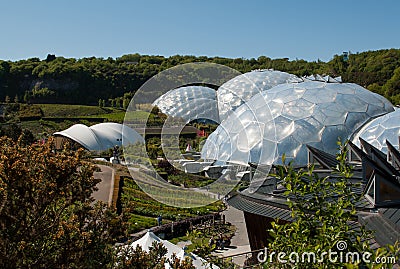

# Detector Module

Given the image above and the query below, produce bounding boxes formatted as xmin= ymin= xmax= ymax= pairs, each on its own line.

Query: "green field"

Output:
xmin=36 ymin=104 xmax=150 ymax=123
xmin=87 ymin=110 xmax=150 ymax=123
xmin=38 ymin=104 xmax=120 ymax=117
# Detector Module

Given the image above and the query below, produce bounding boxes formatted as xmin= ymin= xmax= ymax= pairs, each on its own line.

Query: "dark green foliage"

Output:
xmin=383 ymin=66 xmax=400 ymax=103
xmin=1 ymin=49 xmax=400 ymax=105
xmin=0 ymin=123 xmax=35 ymax=145
xmin=0 ymin=123 xmax=24 ymax=141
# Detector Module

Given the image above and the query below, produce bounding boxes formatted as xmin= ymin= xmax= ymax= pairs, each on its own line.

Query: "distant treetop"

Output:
xmin=1 ymin=49 xmax=400 ymax=105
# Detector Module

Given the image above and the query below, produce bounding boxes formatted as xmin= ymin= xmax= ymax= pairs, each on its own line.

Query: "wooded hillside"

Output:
xmin=1 ymin=49 xmax=400 ymax=104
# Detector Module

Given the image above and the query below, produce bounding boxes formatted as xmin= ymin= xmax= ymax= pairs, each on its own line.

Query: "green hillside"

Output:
xmin=1 ymin=49 xmax=400 ymax=105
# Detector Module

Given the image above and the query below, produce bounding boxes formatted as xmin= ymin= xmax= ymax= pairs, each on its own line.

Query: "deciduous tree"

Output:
xmin=0 ymin=137 xmax=195 ymax=268
xmin=0 ymin=137 xmax=117 ymax=268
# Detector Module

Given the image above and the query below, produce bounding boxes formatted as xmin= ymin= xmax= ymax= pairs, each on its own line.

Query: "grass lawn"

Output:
xmin=121 ymin=110 xmax=150 ymax=121
xmin=36 ymin=104 xmax=150 ymax=123
xmin=127 ymin=214 xmax=158 ymax=233
xmin=86 ymin=110 xmax=150 ymax=123
xmin=37 ymin=104 xmax=118 ymax=117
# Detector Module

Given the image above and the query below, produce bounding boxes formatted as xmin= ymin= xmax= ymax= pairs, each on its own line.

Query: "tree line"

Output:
xmin=1 ymin=49 xmax=400 ymax=105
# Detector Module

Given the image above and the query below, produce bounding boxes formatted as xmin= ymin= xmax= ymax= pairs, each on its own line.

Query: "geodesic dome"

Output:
xmin=217 ymin=69 xmax=301 ymax=121
xmin=152 ymin=85 xmax=219 ymax=123
xmin=54 ymin=123 xmax=144 ymax=151
xmin=202 ymin=79 xmax=394 ymax=166
xmin=352 ymin=108 xmax=400 ymax=153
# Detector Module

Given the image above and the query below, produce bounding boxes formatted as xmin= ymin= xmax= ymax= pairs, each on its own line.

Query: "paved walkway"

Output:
xmin=92 ymin=164 xmax=115 ymax=206
xmin=213 ymin=205 xmax=251 ymax=266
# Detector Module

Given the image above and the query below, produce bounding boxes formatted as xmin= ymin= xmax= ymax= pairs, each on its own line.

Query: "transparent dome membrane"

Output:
xmin=217 ymin=69 xmax=301 ymax=121
xmin=153 ymin=86 xmax=220 ymax=124
xmin=123 ymin=62 xmax=244 ymax=208
xmin=203 ymin=80 xmax=394 ymax=167
xmin=352 ymin=108 xmax=400 ymax=153
xmin=202 ymin=90 xmax=277 ymax=193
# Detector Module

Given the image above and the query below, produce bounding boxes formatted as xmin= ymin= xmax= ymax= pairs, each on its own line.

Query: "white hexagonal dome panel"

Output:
xmin=217 ymin=69 xmax=301 ymax=121
xmin=202 ymin=80 xmax=394 ymax=166
xmin=152 ymin=85 xmax=219 ymax=123
xmin=352 ymin=108 xmax=400 ymax=153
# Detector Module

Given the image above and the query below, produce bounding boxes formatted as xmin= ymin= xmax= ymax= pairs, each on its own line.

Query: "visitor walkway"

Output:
xmin=92 ymin=164 xmax=115 ymax=206
xmin=212 ymin=205 xmax=251 ymax=266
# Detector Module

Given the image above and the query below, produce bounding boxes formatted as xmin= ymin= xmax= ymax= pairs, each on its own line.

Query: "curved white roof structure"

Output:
xmin=202 ymin=80 xmax=394 ymax=166
xmin=217 ymin=69 xmax=301 ymax=121
xmin=54 ymin=122 xmax=144 ymax=151
xmin=129 ymin=231 xmax=183 ymax=262
xmin=152 ymin=85 xmax=219 ymax=123
xmin=126 ymin=231 xmax=219 ymax=269
xmin=352 ymin=108 xmax=400 ymax=153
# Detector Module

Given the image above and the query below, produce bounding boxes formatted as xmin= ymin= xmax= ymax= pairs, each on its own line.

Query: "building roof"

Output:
xmin=228 ymin=193 xmax=293 ymax=222
xmin=54 ymin=122 xmax=144 ymax=151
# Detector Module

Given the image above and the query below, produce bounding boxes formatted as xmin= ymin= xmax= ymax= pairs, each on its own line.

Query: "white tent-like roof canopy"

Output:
xmin=124 ymin=231 xmax=219 ymax=269
xmin=54 ymin=122 xmax=144 ymax=151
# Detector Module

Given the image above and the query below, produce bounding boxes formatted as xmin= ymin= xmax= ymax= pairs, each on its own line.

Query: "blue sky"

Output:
xmin=1 ymin=0 xmax=399 ymax=62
